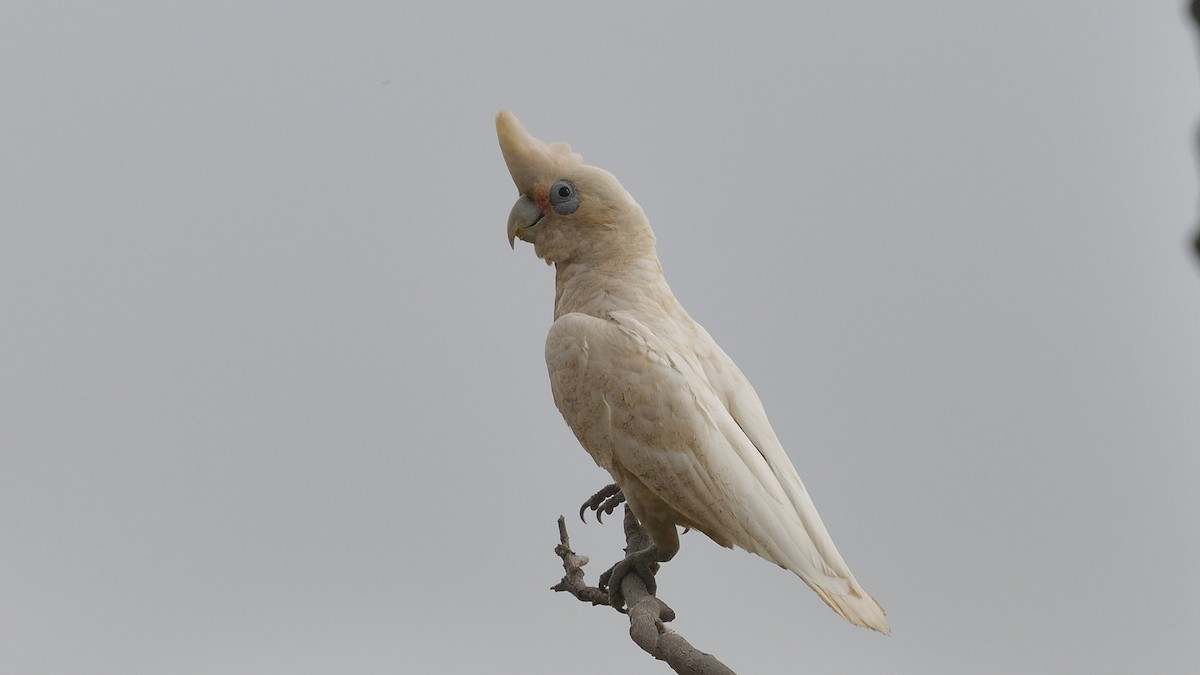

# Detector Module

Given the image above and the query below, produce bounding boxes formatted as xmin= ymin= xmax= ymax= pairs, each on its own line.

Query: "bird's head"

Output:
xmin=496 ymin=110 xmax=653 ymax=266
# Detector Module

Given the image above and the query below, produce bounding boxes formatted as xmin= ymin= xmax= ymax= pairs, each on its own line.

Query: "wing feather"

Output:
xmin=547 ymin=311 xmax=889 ymax=633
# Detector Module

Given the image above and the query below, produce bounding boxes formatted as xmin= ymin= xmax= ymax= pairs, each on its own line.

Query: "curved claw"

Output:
xmin=598 ymin=545 xmax=661 ymax=610
xmin=597 ymin=493 xmax=624 ymax=521
xmin=579 ymin=483 xmax=624 ymax=524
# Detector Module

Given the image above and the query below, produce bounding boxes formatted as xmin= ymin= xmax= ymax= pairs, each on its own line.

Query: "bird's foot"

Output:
xmin=579 ymin=483 xmax=625 ymax=523
xmin=598 ymin=544 xmax=661 ymax=610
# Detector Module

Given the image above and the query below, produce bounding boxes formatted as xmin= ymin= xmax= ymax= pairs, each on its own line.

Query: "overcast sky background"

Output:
xmin=2 ymin=2 xmax=1198 ymax=674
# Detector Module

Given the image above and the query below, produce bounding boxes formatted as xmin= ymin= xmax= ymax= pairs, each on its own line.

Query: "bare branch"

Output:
xmin=551 ymin=516 xmax=611 ymax=607
xmin=552 ymin=507 xmax=738 ymax=675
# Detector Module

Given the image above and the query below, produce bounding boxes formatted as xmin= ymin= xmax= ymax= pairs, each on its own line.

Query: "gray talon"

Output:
xmin=598 ymin=544 xmax=662 ymax=610
xmin=580 ymin=483 xmax=624 ymax=523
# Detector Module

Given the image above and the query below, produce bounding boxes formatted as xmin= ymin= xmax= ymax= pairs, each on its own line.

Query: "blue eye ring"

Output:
xmin=549 ymin=179 xmax=580 ymax=215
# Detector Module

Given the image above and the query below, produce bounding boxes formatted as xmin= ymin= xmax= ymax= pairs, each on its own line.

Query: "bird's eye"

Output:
xmin=548 ymin=179 xmax=580 ymax=215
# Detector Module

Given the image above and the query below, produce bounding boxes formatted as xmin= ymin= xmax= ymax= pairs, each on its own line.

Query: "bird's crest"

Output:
xmin=496 ymin=110 xmax=583 ymax=195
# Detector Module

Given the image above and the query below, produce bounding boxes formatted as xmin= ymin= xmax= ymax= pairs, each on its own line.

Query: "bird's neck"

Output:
xmin=553 ymin=255 xmax=679 ymax=321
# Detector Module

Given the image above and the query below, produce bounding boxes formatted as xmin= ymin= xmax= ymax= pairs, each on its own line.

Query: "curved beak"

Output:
xmin=507 ymin=194 xmax=544 ymax=249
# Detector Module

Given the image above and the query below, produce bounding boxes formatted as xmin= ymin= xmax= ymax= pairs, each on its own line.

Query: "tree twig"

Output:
xmin=553 ymin=507 xmax=737 ymax=675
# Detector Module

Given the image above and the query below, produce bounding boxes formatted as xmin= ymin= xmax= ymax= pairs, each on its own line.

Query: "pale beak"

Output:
xmin=507 ymin=194 xmax=544 ymax=249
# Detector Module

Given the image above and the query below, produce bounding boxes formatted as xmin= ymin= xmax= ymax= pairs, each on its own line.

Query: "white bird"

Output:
xmin=498 ymin=111 xmax=889 ymax=633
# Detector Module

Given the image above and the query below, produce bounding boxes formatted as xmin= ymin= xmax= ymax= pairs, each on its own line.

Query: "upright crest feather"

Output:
xmin=496 ymin=110 xmax=583 ymax=195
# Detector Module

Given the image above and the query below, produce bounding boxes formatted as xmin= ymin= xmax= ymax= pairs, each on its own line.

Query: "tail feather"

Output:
xmin=807 ymin=580 xmax=891 ymax=634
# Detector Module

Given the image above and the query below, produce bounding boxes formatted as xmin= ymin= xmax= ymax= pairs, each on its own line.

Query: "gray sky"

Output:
xmin=3 ymin=2 xmax=1198 ymax=673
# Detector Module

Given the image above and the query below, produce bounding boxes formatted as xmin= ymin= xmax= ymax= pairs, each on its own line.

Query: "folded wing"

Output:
xmin=546 ymin=311 xmax=889 ymax=633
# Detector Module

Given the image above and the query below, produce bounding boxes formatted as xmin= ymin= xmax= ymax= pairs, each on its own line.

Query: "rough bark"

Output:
xmin=552 ymin=507 xmax=737 ymax=675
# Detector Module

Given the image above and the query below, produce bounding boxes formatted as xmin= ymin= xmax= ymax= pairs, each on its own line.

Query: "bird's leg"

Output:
xmin=579 ymin=483 xmax=625 ymax=523
xmin=598 ymin=508 xmax=680 ymax=611
xmin=598 ymin=544 xmax=663 ymax=610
